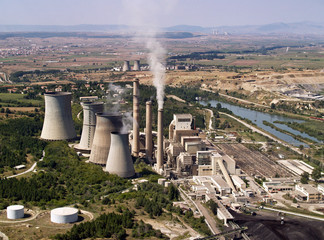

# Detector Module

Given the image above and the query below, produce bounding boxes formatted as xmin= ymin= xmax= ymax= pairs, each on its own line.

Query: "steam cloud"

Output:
xmin=121 ymin=0 xmax=176 ymax=110
xmin=146 ymin=38 xmax=166 ymax=110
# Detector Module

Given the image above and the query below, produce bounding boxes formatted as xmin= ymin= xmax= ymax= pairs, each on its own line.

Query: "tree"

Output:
xmin=271 ymin=103 xmax=276 ymax=109
xmin=311 ymin=167 xmax=322 ymax=182
xmin=300 ymin=172 xmax=309 ymax=184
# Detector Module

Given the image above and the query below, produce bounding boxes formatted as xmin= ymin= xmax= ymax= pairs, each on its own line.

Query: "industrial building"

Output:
xmin=295 ymin=184 xmax=323 ymax=202
xmin=41 ymin=92 xmax=76 ymax=141
xmin=51 ymin=207 xmax=78 ymax=224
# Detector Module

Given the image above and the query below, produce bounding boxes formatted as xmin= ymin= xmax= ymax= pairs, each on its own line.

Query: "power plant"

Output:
xmin=122 ymin=60 xmax=130 ymax=71
xmin=145 ymin=101 xmax=153 ymax=161
xmin=133 ymin=60 xmax=141 ymax=71
xmin=156 ymin=109 xmax=164 ymax=170
xmin=132 ymin=79 xmax=140 ymax=157
xmin=89 ymin=113 xmax=122 ymax=165
xmin=41 ymin=92 xmax=76 ymax=141
xmin=75 ymin=101 xmax=104 ymax=153
xmin=105 ymin=132 xmax=135 ymax=178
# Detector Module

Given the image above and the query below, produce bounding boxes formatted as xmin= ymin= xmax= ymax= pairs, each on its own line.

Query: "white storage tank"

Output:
xmin=7 ymin=205 xmax=24 ymax=219
xmin=51 ymin=207 xmax=78 ymax=224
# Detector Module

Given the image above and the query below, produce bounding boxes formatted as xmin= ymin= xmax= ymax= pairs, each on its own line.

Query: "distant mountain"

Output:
xmin=0 ymin=22 xmax=324 ymax=35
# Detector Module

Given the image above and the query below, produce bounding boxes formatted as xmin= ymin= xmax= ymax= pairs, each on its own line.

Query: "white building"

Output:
xmin=174 ymin=114 xmax=192 ymax=130
xmin=231 ymin=175 xmax=246 ymax=190
xmin=295 ymin=184 xmax=322 ymax=202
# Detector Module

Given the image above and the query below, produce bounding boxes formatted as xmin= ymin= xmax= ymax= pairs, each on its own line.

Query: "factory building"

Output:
xmin=295 ymin=184 xmax=323 ymax=202
xmin=231 ymin=175 xmax=246 ymax=190
xmin=41 ymin=92 xmax=76 ymax=141
xmin=169 ymin=114 xmax=199 ymax=142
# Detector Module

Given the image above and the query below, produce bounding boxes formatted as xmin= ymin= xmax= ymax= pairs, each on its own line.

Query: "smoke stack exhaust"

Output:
xmin=157 ymin=109 xmax=164 ymax=170
xmin=145 ymin=101 xmax=152 ymax=160
xmin=133 ymin=60 xmax=140 ymax=71
xmin=105 ymin=132 xmax=135 ymax=178
xmin=132 ymin=79 xmax=140 ymax=157
xmin=122 ymin=60 xmax=130 ymax=71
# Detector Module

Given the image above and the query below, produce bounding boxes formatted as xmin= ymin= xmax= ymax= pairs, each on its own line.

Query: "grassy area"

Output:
xmin=0 ymin=93 xmax=43 ymax=107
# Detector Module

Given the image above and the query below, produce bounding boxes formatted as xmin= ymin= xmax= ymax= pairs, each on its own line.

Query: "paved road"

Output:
xmin=194 ymin=200 xmax=220 ymax=235
xmin=263 ymin=207 xmax=324 ymax=221
xmin=200 ymin=87 xmax=270 ymax=109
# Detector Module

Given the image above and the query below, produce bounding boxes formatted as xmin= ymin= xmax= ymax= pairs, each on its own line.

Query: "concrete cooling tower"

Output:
xmin=75 ymin=101 xmax=104 ymax=153
xmin=105 ymin=132 xmax=135 ymax=178
xmin=133 ymin=60 xmax=140 ymax=71
xmin=122 ymin=60 xmax=130 ymax=71
xmin=89 ymin=113 xmax=122 ymax=165
xmin=41 ymin=92 xmax=76 ymax=141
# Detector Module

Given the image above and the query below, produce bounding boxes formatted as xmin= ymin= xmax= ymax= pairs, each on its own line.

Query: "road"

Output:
xmin=205 ymin=108 xmax=214 ymax=130
xmin=194 ymin=200 xmax=221 ymax=236
xmin=263 ymin=207 xmax=324 ymax=221
xmin=7 ymin=151 xmax=45 ymax=179
xmin=200 ymin=87 xmax=270 ymax=109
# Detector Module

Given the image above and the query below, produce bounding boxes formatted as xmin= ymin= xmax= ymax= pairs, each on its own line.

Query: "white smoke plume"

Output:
xmin=121 ymin=0 xmax=177 ymax=110
xmin=147 ymin=38 xmax=166 ymax=110
xmin=121 ymin=111 xmax=134 ymax=134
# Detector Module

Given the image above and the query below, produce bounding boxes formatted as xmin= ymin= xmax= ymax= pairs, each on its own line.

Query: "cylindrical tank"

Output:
xmin=89 ymin=113 xmax=122 ymax=165
xmin=145 ymin=101 xmax=152 ymax=160
xmin=7 ymin=205 xmax=24 ymax=219
xmin=122 ymin=60 xmax=130 ymax=71
xmin=132 ymin=79 xmax=140 ymax=157
xmin=51 ymin=207 xmax=78 ymax=224
xmin=105 ymin=132 xmax=135 ymax=178
xmin=157 ymin=109 xmax=164 ymax=170
xmin=75 ymin=101 xmax=104 ymax=153
xmin=41 ymin=92 xmax=76 ymax=141
xmin=133 ymin=60 xmax=140 ymax=71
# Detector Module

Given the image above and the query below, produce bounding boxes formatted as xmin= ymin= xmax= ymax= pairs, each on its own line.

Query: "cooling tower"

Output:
xmin=89 ymin=113 xmax=122 ymax=165
xmin=41 ymin=92 xmax=76 ymax=141
xmin=132 ymin=79 xmax=140 ymax=157
xmin=133 ymin=60 xmax=140 ymax=71
xmin=145 ymin=101 xmax=153 ymax=160
xmin=157 ymin=109 xmax=164 ymax=170
xmin=122 ymin=60 xmax=130 ymax=71
xmin=105 ymin=132 xmax=135 ymax=178
xmin=75 ymin=101 xmax=104 ymax=153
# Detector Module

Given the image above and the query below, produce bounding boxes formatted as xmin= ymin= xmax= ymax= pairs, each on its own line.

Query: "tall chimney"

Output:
xmin=145 ymin=101 xmax=152 ymax=160
xmin=132 ymin=78 xmax=140 ymax=157
xmin=133 ymin=60 xmax=140 ymax=71
xmin=157 ymin=109 xmax=164 ymax=170
xmin=122 ymin=60 xmax=130 ymax=71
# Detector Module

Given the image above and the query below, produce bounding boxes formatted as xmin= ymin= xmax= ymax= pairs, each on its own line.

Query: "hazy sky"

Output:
xmin=1 ymin=0 xmax=324 ymax=27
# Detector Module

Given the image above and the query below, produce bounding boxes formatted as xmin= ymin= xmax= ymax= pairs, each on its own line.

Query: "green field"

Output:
xmin=0 ymin=93 xmax=44 ymax=107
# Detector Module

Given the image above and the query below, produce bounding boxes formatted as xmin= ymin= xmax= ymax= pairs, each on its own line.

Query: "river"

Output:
xmin=200 ymin=100 xmax=322 ymax=147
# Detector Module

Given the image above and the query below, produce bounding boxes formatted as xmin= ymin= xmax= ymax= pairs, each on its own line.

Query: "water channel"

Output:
xmin=200 ymin=100 xmax=322 ymax=147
